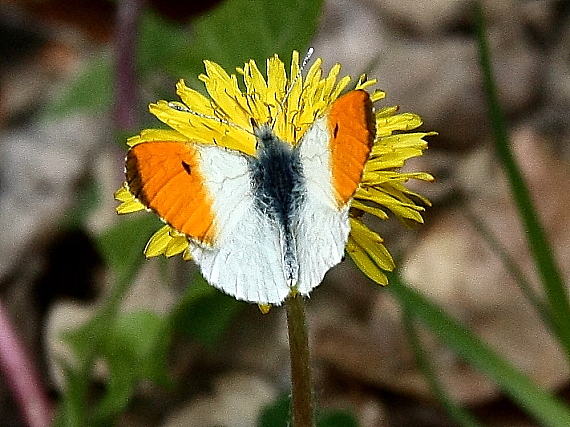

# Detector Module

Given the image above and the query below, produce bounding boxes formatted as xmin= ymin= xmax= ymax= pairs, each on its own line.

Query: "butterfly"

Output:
xmin=124 ymin=86 xmax=374 ymax=305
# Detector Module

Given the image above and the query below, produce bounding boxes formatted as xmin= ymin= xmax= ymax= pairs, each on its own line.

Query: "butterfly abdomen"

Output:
xmin=250 ymin=125 xmax=305 ymax=285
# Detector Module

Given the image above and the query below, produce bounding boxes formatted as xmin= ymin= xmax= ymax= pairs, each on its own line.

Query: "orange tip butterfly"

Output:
xmin=124 ymin=57 xmax=375 ymax=305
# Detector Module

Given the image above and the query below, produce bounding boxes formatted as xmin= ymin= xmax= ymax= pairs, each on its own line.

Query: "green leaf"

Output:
xmin=91 ymin=311 xmax=171 ymax=420
xmin=137 ymin=12 xmax=197 ymax=84
xmin=171 ymin=274 xmax=246 ymax=348
xmin=402 ymin=307 xmax=483 ymax=427
xmin=258 ymin=394 xmax=359 ymax=427
xmin=317 ymin=410 xmax=359 ymax=427
xmin=93 ymin=337 xmax=138 ymax=420
xmin=474 ymin=2 xmax=570 ymax=365
xmin=53 ymin=361 xmax=90 ymax=427
xmin=111 ymin=310 xmax=172 ymax=385
xmin=62 ymin=180 xmax=102 ymax=229
xmin=258 ymin=394 xmax=290 ymax=427
xmin=188 ymin=0 xmax=323 ymax=71
xmin=46 ymin=0 xmax=323 ymax=117
xmin=63 ymin=314 xmax=109 ymax=366
xmin=139 ymin=0 xmax=323 ymax=87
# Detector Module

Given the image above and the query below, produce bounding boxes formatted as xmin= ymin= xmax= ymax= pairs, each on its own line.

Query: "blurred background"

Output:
xmin=0 ymin=0 xmax=569 ymax=426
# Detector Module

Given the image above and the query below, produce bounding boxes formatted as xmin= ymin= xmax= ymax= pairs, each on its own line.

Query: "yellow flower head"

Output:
xmin=115 ymin=51 xmax=433 ymax=298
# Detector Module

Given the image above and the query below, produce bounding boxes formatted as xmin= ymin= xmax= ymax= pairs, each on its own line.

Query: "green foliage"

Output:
xmin=179 ymin=0 xmax=322 ymax=79
xmin=258 ymin=394 xmax=290 ymax=427
xmin=391 ymin=274 xmax=570 ymax=427
xmin=96 ymin=213 xmax=164 ymax=321
xmin=93 ymin=311 xmax=172 ymax=416
xmin=96 ymin=215 xmax=161 ymax=286
xmin=383 ymin=6 xmax=570 ymax=427
xmin=56 ymin=310 xmax=172 ymax=426
xmin=473 ymin=2 xmax=570 ymax=360
xmin=48 ymin=51 xmax=114 ymax=117
xmin=137 ymin=0 xmax=323 ymax=88
xmin=317 ymin=411 xmax=359 ymax=427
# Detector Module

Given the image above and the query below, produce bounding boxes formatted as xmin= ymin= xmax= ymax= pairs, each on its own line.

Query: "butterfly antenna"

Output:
xmin=269 ymin=47 xmax=314 ymax=129
xmin=168 ymin=103 xmax=254 ymax=135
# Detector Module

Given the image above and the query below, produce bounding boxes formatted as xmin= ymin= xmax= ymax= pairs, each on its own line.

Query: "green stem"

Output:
xmin=463 ymin=208 xmax=551 ymax=328
xmin=474 ymin=2 xmax=570 ymax=364
xmin=285 ymin=294 xmax=315 ymax=427
xmin=402 ymin=307 xmax=483 ymax=427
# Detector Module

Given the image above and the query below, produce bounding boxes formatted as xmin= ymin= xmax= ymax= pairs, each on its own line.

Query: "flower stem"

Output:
xmin=285 ymin=294 xmax=315 ymax=427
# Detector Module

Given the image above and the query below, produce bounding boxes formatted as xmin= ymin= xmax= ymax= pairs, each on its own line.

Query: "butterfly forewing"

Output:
xmin=126 ymin=141 xmax=218 ymax=245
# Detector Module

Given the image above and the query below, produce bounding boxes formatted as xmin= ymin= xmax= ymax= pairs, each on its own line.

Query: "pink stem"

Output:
xmin=114 ymin=0 xmax=144 ymax=131
xmin=0 ymin=299 xmax=53 ymax=427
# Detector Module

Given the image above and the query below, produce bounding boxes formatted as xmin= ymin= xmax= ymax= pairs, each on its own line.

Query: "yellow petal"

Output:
xmin=144 ymin=225 xmax=173 ymax=258
xmin=355 ymin=75 xmax=377 ymax=91
xmin=376 ymin=112 xmax=423 ymax=137
xmin=201 ymin=61 xmax=252 ymax=127
xmin=258 ymin=303 xmax=271 ymax=314
xmin=165 ymin=234 xmax=190 ymax=257
xmin=350 ymin=200 xmax=389 ymax=220
xmin=320 ymin=63 xmax=342 ymax=102
xmin=330 ymin=75 xmax=352 ymax=101
xmin=349 ymin=217 xmax=395 ymax=270
xmin=356 ymin=186 xmax=425 ymax=224
xmin=346 ymin=217 xmax=395 ymax=285
xmin=375 ymin=105 xmax=399 ymax=118
xmin=346 ymin=239 xmax=389 ymax=286
xmin=370 ymin=89 xmax=386 ymax=103
xmin=175 ymin=80 xmax=215 ymax=114
xmin=127 ymin=128 xmax=189 ymax=147
xmin=149 ymin=100 xmax=256 ymax=155
xmin=115 ymin=184 xmax=145 ymax=214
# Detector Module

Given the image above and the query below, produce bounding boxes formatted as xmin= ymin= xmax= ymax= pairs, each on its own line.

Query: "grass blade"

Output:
xmin=473 ymin=1 xmax=570 ymax=363
xmin=388 ymin=276 xmax=570 ymax=427
xmin=402 ymin=307 xmax=484 ymax=427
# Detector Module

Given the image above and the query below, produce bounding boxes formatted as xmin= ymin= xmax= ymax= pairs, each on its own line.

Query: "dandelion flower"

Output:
xmin=115 ymin=51 xmax=433 ymax=304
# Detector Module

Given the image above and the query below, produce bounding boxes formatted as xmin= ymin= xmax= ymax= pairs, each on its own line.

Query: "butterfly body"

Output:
xmin=250 ymin=125 xmax=305 ymax=287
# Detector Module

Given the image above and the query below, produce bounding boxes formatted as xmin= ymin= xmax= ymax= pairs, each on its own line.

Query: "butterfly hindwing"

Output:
xmin=188 ymin=144 xmax=293 ymax=303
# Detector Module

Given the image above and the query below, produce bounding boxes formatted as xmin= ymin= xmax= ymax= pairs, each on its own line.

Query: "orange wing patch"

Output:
xmin=126 ymin=141 xmax=217 ymax=246
xmin=328 ymin=90 xmax=375 ymax=206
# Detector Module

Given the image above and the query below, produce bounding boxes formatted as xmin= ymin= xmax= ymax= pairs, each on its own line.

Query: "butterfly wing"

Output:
xmin=126 ymin=141 xmax=292 ymax=304
xmin=126 ymin=141 xmax=218 ymax=245
xmin=294 ymin=90 xmax=374 ymax=295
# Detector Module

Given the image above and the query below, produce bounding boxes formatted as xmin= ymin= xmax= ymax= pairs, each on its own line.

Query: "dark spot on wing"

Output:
xmin=182 ymin=161 xmax=192 ymax=175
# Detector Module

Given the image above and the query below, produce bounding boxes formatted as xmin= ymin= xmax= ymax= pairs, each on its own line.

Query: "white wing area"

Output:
xmin=188 ymin=145 xmax=292 ymax=304
xmin=294 ymin=118 xmax=350 ymax=296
